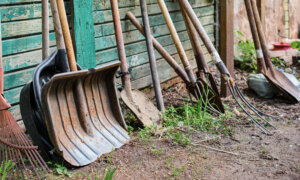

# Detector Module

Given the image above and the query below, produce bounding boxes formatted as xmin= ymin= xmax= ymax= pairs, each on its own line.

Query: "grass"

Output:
xmin=0 ymin=159 xmax=15 ymax=180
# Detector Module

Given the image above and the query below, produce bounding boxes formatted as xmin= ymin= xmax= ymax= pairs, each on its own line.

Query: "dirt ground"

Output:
xmin=47 ymin=69 xmax=300 ymax=180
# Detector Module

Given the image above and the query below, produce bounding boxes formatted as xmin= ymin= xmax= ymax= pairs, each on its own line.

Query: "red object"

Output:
xmin=272 ymin=42 xmax=291 ymax=50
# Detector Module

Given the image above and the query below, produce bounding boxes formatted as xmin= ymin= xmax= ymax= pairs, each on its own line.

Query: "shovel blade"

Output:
xmin=264 ymin=69 xmax=300 ymax=103
xmin=121 ymin=90 xmax=161 ymax=126
xmin=41 ymin=61 xmax=129 ymax=166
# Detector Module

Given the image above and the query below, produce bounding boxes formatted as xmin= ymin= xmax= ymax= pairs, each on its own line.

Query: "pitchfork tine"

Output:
xmin=195 ymin=82 xmax=222 ymax=114
xmin=235 ymin=86 xmax=282 ymax=121
xmin=227 ymin=80 xmax=270 ymax=134
xmin=234 ymin=86 xmax=277 ymax=129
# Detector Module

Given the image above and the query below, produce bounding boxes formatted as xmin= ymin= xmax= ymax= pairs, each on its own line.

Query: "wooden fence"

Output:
xmin=1 ymin=0 xmax=217 ymax=122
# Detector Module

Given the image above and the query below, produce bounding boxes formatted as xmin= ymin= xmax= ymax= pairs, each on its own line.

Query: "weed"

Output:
xmin=0 ymin=160 xmax=15 ymax=180
xmin=127 ymin=125 xmax=134 ymax=135
xmin=207 ymin=165 xmax=212 ymax=171
xmin=53 ymin=163 xmax=72 ymax=177
xmin=262 ymin=146 xmax=268 ymax=155
xmin=171 ymin=165 xmax=187 ymax=178
xmin=291 ymin=41 xmax=300 ymax=51
xmin=151 ymin=147 xmax=164 ymax=157
xmin=271 ymin=57 xmax=287 ymax=69
xmin=296 ymin=164 xmax=299 ymax=172
xmin=167 ymin=131 xmax=191 ymax=146
xmin=96 ymin=152 xmax=117 ymax=180
xmin=234 ymin=30 xmax=257 ymax=73
xmin=137 ymin=125 xmax=156 ymax=144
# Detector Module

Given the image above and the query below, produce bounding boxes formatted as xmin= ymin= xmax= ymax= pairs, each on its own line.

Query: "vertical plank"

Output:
xmin=219 ymin=0 xmax=234 ymax=97
xmin=289 ymin=0 xmax=300 ymax=38
xmin=72 ymin=0 xmax=96 ymax=69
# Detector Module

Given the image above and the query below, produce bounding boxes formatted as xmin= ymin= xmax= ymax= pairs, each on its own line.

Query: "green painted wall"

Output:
xmin=0 ymin=0 xmax=217 ymax=121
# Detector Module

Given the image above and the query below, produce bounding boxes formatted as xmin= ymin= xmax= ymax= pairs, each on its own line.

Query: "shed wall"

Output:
xmin=1 ymin=0 xmax=217 ymax=122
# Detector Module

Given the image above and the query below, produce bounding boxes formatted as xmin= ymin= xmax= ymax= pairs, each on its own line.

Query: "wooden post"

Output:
xmin=219 ymin=0 xmax=234 ymax=97
xmin=72 ymin=0 xmax=96 ymax=69
xmin=256 ymin=0 xmax=266 ymax=31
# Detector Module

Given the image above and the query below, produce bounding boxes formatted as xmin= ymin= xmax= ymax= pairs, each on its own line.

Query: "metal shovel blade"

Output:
xmin=120 ymin=89 xmax=161 ymax=127
xmin=263 ymin=69 xmax=300 ymax=103
xmin=41 ymin=61 xmax=129 ymax=166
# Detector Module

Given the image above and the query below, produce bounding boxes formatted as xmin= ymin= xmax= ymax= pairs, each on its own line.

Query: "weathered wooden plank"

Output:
xmin=93 ymin=0 xmax=214 ymax=24
xmin=3 ymin=86 xmax=22 ymax=104
xmin=219 ymin=0 xmax=234 ymax=97
xmin=94 ymin=6 xmax=214 ymax=37
xmin=3 ymin=47 xmax=56 ymax=72
xmin=73 ymin=0 xmax=96 ymax=69
xmin=0 ymin=2 xmax=70 ymax=22
xmin=9 ymin=105 xmax=21 ymax=121
xmin=95 ymin=18 xmax=214 ymax=51
xmin=96 ymin=28 xmax=214 ymax=66
xmin=2 ymin=33 xmax=56 ymax=56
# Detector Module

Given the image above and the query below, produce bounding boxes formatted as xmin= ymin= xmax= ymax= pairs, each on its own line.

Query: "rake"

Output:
xmin=0 ymin=19 xmax=49 ymax=179
xmin=178 ymin=0 xmax=277 ymax=134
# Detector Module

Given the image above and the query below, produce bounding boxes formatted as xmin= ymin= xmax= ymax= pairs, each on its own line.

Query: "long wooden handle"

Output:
xmin=250 ymin=0 xmax=274 ymax=72
xmin=244 ymin=0 xmax=266 ymax=73
xmin=179 ymin=0 xmax=230 ymax=76
xmin=56 ymin=0 xmax=77 ymax=71
xmin=126 ymin=12 xmax=190 ymax=84
xmin=50 ymin=0 xmax=65 ymax=50
xmin=158 ymin=0 xmax=196 ymax=83
xmin=158 ymin=0 xmax=189 ymax=68
xmin=0 ymin=18 xmax=2 ymax=69
xmin=179 ymin=4 xmax=208 ymax=73
xmin=42 ymin=0 xmax=49 ymax=59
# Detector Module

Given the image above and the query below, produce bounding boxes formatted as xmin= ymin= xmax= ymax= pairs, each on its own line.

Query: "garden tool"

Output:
xmin=0 ymin=18 xmax=50 ymax=180
xmin=38 ymin=0 xmax=129 ymax=166
xmin=20 ymin=0 xmax=75 ymax=159
xmin=158 ymin=0 xmax=223 ymax=114
xmin=179 ymin=0 xmax=277 ymax=134
xmin=140 ymin=0 xmax=165 ymax=112
xmin=179 ymin=4 xmax=224 ymax=113
xmin=244 ymin=0 xmax=282 ymax=120
xmin=126 ymin=12 xmax=220 ymax=114
xmin=249 ymin=0 xmax=300 ymax=103
xmin=111 ymin=0 xmax=161 ymax=127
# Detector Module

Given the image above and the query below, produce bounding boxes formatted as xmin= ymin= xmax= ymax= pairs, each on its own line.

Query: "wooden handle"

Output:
xmin=158 ymin=0 xmax=196 ymax=83
xmin=126 ymin=12 xmax=190 ymax=83
xmin=56 ymin=0 xmax=77 ymax=71
xmin=244 ymin=0 xmax=266 ymax=73
xmin=180 ymin=4 xmax=208 ymax=73
xmin=50 ymin=0 xmax=65 ymax=50
xmin=158 ymin=0 xmax=190 ymax=68
xmin=0 ymin=17 xmax=2 ymax=69
xmin=42 ymin=0 xmax=50 ymax=59
xmin=250 ymin=0 xmax=274 ymax=72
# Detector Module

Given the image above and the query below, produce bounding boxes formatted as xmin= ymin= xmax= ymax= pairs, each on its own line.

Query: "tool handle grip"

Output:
xmin=42 ymin=0 xmax=49 ymax=59
xmin=50 ymin=0 xmax=65 ymax=50
xmin=56 ymin=0 xmax=77 ymax=71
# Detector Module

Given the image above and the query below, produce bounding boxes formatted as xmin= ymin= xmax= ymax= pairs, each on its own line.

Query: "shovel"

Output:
xmin=20 ymin=0 xmax=70 ymax=159
xmin=39 ymin=0 xmax=130 ymax=166
xmin=179 ymin=0 xmax=277 ymax=134
xmin=158 ymin=0 xmax=223 ymax=114
xmin=249 ymin=0 xmax=300 ymax=103
xmin=110 ymin=0 xmax=161 ymax=127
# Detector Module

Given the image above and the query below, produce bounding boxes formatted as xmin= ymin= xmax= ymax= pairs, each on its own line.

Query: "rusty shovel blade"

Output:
xmin=263 ymin=69 xmax=300 ymax=103
xmin=41 ymin=61 xmax=129 ymax=166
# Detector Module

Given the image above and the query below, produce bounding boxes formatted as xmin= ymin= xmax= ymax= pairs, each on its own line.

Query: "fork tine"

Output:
xmin=234 ymin=85 xmax=277 ymax=129
xmin=227 ymin=80 xmax=270 ymax=134
xmin=235 ymin=85 xmax=282 ymax=121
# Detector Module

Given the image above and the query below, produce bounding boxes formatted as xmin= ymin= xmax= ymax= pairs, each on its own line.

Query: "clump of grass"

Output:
xmin=0 ymin=160 xmax=15 ymax=180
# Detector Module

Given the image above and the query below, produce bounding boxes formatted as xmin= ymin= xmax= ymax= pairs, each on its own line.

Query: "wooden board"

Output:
xmin=0 ymin=0 xmax=217 ymax=122
xmin=289 ymin=0 xmax=300 ymax=38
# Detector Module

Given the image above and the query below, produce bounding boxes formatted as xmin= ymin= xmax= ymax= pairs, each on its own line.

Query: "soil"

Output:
xmin=47 ymin=69 xmax=300 ymax=180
